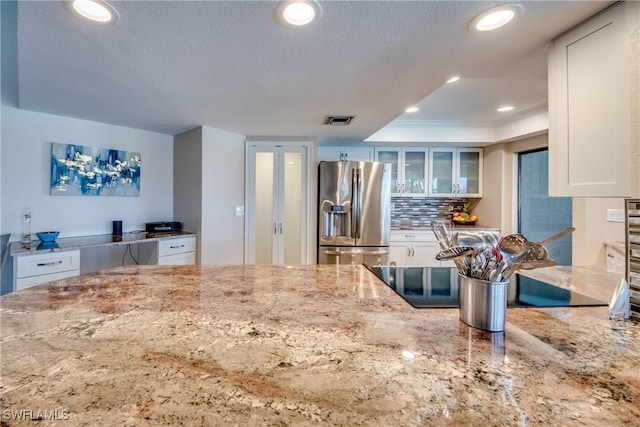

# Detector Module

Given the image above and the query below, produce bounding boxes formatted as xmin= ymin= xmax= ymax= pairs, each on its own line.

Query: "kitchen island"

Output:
xmin=0 ymin=265 xmax=638 ymax=426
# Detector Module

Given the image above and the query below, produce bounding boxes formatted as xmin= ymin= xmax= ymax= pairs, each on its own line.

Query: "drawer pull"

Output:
xmin=169 ymin=244 xmax=185 ymax=249
xmin=37 ymin=260 xmax=63 ymax=267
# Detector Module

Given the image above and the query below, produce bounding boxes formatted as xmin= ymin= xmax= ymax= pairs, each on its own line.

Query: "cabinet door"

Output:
xmin=429 ymin=149 xmax=455 ymax=196
xmin=16 ymin=269 xmax=79 ymax=292
xmin=318 ymin=146 xmax=373 ymax=162
xmin=457 ymin=149 xmax=482 ymax=196
xmin=389 ymin=244 xmax=409 ymax=266
xmin=549 ymin=2 xmax=636 ymax=197
xmin=375 ymin=148 xmax=401 ymax=194
xmin=402 ymin=149 xmax=428 ymax=196
xmin=158 ymin=251 xmax=196 ymax=266
xmin=158 ymin=237 xmax=196 ymax=257
xmin=317 ymin=146 xmax=343 ymax=162
xmin=409 ymin=243 xmax=439 ymax=267
xmin=342 ymin=147 xmax=373 ymax=161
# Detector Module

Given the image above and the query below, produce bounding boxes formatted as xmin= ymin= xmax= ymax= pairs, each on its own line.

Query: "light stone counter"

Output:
xmin=1 ymin=265 xmax=638 ymax=426
xmin=517 ymin=265 xmax=627 ymax=304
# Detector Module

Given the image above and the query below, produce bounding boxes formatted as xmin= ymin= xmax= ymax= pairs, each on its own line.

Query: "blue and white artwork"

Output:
xmin=50 ymin=143 xmax=141 ymax=196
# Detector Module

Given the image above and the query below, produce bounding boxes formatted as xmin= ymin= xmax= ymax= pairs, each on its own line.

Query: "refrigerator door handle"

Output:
xmin=351 ymin=168 xmax=359 ymax=239
xmin=355 ymin=168 xmax=362 ymax=239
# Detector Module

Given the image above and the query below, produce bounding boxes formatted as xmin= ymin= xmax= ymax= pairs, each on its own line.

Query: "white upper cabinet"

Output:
xmin=317 ymin=146 xmax=373 ymax=162
xmin=548 ymin=2 xmax=640 ymax=197
xmin=429 ymin=148 xmax=483 ymax=197
xmin=375 ymin=148 xmax=429 ymax=196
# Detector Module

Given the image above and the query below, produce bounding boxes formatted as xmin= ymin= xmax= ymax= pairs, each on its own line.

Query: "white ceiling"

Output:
xmin=11 ymin=0 xmax=613 ymax=141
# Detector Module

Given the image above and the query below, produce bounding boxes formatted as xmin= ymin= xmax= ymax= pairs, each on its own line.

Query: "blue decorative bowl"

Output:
xmin=36 ymin=231 xmax=60 ymax=242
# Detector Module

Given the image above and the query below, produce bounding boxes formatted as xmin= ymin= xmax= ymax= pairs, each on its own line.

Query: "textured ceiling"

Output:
xmin=13 ymin=0 xmax=613 ymax=139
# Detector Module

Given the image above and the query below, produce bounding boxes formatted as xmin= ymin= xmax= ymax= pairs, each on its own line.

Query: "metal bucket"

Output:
xmin=458 ymin=273 xmax=508 ymax=332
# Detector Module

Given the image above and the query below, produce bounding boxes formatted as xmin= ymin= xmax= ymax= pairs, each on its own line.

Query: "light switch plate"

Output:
xmin=234 ymin=205 xmax=244 ymax=216
xmin=606 ymin=209 xmax=624 ymax=223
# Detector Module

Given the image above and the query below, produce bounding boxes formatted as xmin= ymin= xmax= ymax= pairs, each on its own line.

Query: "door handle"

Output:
xmin=355 ymin=168 xmax=362 ymax=239
xmin=351 ymin=168 xmax=361 ymax=239
xmin=279 ymin=223 xmax=283 ymax=234
xmin=273 ymin=222 xmax=277 ymax=234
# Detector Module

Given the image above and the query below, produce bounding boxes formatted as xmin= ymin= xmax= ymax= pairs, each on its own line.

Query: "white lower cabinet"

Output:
xmin=14 ymin=250 xmax=80 ymax=291
xmin=140 ymin=236 xmax=197 ymax=265
xmin=389 ymin=232 xmax=450 ymax=267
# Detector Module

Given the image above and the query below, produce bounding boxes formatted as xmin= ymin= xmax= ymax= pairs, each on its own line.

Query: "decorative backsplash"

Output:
xmin=391 ymin=197 xmax=468 ymax=228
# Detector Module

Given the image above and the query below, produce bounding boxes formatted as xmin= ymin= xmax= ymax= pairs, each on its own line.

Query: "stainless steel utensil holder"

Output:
xmin=459 ymin=273 xmax=508 ymax=332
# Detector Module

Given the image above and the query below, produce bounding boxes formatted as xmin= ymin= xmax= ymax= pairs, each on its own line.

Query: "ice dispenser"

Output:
xmin=322 ymin=202 xmax=350 ymax=238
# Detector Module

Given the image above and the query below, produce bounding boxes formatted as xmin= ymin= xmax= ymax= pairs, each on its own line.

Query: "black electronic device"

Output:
xmin=145 ymin=221 xmax=183 ymax=233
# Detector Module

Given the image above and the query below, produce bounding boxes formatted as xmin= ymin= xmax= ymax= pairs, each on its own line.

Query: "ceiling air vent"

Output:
xmin=324 ymin=115 xmax=355 ymax=126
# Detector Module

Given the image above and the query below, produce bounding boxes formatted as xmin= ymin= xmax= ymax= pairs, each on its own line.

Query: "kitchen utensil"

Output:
xmin=435 ymin=246 xmax=474 ymax=261
xmin=449 ymin=231 xmax=459 ymax=247
xmin=431 ymin=220 xmax=453 ymax=250
xmin=489 ymin=260 xmax=507 ymax=281
xmin=539 ymin=227 xmax=575 ymax=246
xmin=497 ymin=234 xmax=530 ymax=279
xmin=524 ymin=227 xmax=575 ymax=263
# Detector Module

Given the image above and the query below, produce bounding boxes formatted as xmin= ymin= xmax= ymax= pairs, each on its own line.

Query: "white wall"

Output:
xmin=201 ymin=126 xmax=245 ymax=264
xmin=174 ymin=126 xmax=245 ymax=265
xmin=173 ymin=126 xmax=203 ymax=259
xmin=573 ymin=198 xmax=626 ymax=267
xmin=1 ymin=107 xmax=174 ymax=238
xmin=473 ymin=142 xmax=507 ymax=231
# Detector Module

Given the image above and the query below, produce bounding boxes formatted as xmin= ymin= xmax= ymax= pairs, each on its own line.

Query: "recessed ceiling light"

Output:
xmin=277 ymin=1 xmax=321 ymax=28
xmin=446 ymin=76 xmax=461 ymax=84
xmin=67 ymin=0 xmax=117 ymax=24
xmin=470 ymin=4 xmax=522 ymax=32
xmin=497 ymin=105 xmax=515 ymax=112
xmin=405 ymin=106 xmax=419 ymax=113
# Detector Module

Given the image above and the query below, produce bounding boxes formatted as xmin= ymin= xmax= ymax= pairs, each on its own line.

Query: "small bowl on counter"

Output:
xmin=36 ymin=231 xmax=60 ymax=242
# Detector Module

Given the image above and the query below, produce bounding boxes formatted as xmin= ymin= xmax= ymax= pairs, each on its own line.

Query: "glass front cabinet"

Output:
xmin=375 ymin=148 xmax=428 ymax=196
xmin=428 ymin=148 xmax=483 ymax=197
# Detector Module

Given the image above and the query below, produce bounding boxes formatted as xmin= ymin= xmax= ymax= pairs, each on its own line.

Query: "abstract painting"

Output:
xmin=50 ymin=143 xmax=141 ymax=196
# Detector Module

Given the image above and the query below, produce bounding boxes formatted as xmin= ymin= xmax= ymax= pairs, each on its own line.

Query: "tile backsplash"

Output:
xmin=391 ymin=197 xmax=468 ymax=228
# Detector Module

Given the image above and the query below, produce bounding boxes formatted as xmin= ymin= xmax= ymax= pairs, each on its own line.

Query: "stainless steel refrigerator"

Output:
xmin=317 ymin=161 xmax=391 ymax=265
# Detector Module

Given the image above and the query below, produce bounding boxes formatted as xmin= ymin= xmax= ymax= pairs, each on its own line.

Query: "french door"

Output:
xmin=245 ymin=141 xmax=311 ymax=265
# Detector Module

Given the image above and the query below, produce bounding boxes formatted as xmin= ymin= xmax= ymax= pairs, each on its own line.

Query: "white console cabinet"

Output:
xmin=14 ymin=250 xmax=80 ymax=292
xmin=9 ymin=233 xmax=197 ymax=293
xmin=146 ymin=236 xmax=197 ymax=265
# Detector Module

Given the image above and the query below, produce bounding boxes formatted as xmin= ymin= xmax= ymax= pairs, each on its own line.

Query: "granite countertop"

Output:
xmin=9 ymin=231 xmax=196 ymax=257
xmin=1 ymin=265 xmax=638 ymax=426
xmin=517 ymin=265 xmax=627 ymax=303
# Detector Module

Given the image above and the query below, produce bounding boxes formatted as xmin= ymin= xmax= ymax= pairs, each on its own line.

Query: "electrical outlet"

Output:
xmin=234 ymin=205 xmax=245 ymax=216
xmin=606 ymin=209 xmax=625 ymax=223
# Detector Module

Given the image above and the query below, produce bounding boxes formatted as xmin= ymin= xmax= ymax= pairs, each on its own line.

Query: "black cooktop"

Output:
xmin=364 ymin=265 xmax=607 ymax=308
